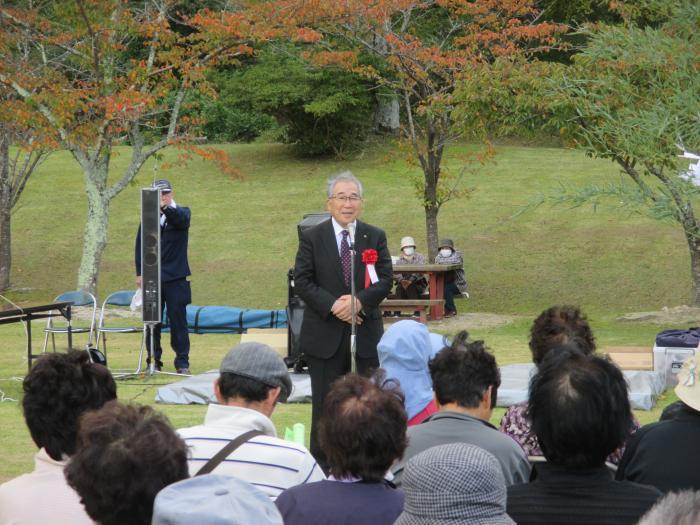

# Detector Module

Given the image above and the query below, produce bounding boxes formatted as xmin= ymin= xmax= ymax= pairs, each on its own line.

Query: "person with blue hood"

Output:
xmin=378 ymin=320 xmax=448 ymax=426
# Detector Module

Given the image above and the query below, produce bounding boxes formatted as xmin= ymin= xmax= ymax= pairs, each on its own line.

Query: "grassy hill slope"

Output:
xmin=6 ymin=141 xmax=694 ymax=314
xmin=0 ymin=140 xmax=692 ymax=481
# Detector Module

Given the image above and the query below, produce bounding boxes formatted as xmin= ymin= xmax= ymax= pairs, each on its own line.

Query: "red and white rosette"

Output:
xmin=362 ymin=249 xmax=379 ymax=287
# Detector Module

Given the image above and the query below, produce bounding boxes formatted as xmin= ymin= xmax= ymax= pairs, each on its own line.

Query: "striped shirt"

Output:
xmin=178 ymin=404 xmax=324 ymax=500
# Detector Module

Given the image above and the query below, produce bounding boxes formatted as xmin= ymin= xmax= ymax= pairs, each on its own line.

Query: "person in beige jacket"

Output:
xmin=0 ymin=351 xmax=116 ymax=525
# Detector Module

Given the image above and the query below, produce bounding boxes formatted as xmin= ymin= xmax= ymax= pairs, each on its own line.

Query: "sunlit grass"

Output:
xmin=1 ymin=140 xmax=695 ymax=481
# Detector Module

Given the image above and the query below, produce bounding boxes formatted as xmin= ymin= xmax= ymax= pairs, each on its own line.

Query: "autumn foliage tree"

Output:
xmin=0 ymin=103 xmax=52 ymax=292
xmin=261 ymin=0 xmax=562 ymax=256
xmin=0 ymin=1 xmax=254 ymax=293
xmin=0 ymin=16 xmax=55 ymax=292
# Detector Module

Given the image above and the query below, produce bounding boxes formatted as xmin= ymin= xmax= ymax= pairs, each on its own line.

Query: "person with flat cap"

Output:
xmin=135 ymin=179 xmax=192 ymax=374
xmin=177 ymin=342 xmax=324 ymax=499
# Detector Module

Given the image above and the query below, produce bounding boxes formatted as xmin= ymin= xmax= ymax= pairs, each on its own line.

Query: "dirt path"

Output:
xmin=427 ymin=312 xmax=524 ymax=331
xmin=616 ymin=305 xmax=700 ymax=325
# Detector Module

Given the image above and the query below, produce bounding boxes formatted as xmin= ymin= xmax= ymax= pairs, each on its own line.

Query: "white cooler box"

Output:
xmin=653 ymin=345 xmax=696 ymax=388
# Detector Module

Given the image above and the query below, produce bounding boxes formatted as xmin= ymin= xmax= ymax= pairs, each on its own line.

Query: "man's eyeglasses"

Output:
xmin=330 ymin=194 xmax=362 ymax=203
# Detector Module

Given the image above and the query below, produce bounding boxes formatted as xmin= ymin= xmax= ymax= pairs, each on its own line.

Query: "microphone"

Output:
xmin=347 ymin=223 xmax=356 ymax=248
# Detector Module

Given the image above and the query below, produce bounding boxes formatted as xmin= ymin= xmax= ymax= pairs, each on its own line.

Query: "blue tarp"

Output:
xmin=162 ymin=305 xmax=287 ymax=334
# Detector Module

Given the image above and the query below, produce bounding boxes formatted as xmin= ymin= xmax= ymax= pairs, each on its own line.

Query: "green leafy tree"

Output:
xmin=558 ymin=3 xmax=700 ymax=304
xmin=215 ymin=47 xmax=376 ymax=157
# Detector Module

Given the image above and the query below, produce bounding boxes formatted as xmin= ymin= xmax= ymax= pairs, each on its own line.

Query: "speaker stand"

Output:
xmin=112 ymin=322 xmax=190 ymax=379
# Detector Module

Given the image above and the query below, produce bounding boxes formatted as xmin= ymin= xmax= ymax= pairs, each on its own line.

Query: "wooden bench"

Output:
xmin=380 ymin=299 xmax=444 ymax=324
xmin=602 ymin=346 xmax=653 ymax=371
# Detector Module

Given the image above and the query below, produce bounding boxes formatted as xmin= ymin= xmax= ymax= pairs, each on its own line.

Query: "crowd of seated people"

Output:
xmin=3 ymin=304 xmax=700 ymax=524
xmin=499 ymin=305 xmax=640 ymax=465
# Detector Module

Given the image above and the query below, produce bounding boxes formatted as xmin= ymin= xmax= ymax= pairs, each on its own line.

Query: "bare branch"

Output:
xmin=10 ymin=151 xmax=45 ymax=208
xmin=75 ymin=0 xmax=101 ymax=75
xmin=403 ymin=87 xmax=427 ymax=174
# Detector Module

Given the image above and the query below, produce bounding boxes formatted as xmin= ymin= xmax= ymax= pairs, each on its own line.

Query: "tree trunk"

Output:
xmin=371 ymin=23 xmax=400 ymax=135
xmin=424 ymin=162 xmax=440 ymax=261
xmin=425 ymin=202 xmax=439 ymax=262
xmin=76 ymin=167 xmax=111 ymax=295
xmin=685 ymin=232 xmax=700 ymax=306
xmin=374 ymin=93 xmax=400 ymax=135
xmin=424 ymin=125 xmax=442 ymax=260
xmin=0 ymin=133 xmax=10 ymax=291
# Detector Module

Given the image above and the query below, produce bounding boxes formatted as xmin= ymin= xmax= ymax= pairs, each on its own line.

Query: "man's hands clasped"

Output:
xmin=331 ymin=295 xmax=363 ymax=324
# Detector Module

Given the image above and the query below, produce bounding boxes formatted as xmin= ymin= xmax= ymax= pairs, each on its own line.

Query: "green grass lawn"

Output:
xmin=0 ymin=140 xmax=695 ymax=481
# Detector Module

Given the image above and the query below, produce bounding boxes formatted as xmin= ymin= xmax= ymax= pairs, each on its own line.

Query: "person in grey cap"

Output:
xmin=135 ymin=178 xmax=192 ymax=374
xmin=395 ymin=443 xmax=515 ymax=525
xmin=177 ymin=342 xmax=324 ymax=499
xmin=434 ymin=238 xmax=467 ymax=317
xmin=152 ymin=474 xmax=284 ymax=525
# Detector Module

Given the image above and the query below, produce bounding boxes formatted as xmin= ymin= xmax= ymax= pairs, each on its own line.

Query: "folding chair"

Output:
xmin=42 ymin=290 xmax=97 ymax=353
xmin=95 ymin=290 xmax=146 ymax=372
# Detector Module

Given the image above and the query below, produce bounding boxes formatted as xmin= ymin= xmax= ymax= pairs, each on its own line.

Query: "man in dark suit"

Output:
xmin=135 ymin=179 xmax=192 ymax=374
xmin=294 ymin=171 xmax=393 ymax=468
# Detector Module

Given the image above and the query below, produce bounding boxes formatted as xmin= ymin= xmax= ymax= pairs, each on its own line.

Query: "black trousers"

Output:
xmin=146 ymin=278 xmax=191 ymax=369
xmin=444 ymin=281 xmax=460 ymax=313
xmin=305 ymin=325 xmax=379 ymax=472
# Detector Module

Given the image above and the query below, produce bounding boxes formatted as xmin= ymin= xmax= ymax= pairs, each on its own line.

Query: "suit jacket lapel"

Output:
xmin=320 ymin=219 xmax=345 ymax=285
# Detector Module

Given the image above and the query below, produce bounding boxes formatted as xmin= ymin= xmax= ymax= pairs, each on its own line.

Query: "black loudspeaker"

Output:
xmin=141 ymin=188 xmax=161 ymax=323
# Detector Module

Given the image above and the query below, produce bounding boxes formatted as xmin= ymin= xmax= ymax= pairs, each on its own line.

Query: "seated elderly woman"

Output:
xmin=393 ymin=236 xmax=427 ymax=301
xmin=377 ymin=320 xmax=448 ymax=426
xmin=499 ymin=305 xmax=638 ymax=464
xmin=275 ymin=372 xmax=407 ymax=525
xmin=434 ymin=239 xmax=467 ymax=317
xmin=65 ymin=401 xmax=189 ymax=525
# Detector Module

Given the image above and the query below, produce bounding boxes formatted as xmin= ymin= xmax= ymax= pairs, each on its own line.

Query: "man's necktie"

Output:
xmin=341 ymin=229 xmax=351 ymax=286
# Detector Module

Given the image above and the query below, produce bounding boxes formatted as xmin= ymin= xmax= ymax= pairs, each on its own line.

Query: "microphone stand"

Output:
xmin=349 ymin=234 xmax=357 ymax=374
